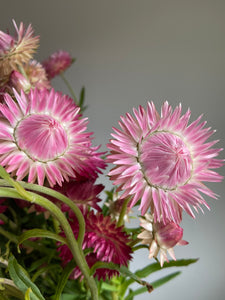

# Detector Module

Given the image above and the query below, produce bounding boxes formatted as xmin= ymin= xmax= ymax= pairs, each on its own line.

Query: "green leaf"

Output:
xmin=124 ymin=271 xmax=181 ymax=300
xmin=8 ymin=255 xmax=45 ymax=300
xmin=101 ymin=282 xmax=118 ymax=292
xmin=18 ymin=229 xmax=68 ymax=246
xmin=0 ymin=278 xmax=24 ymax=300
xmin=120 ymin=258 xmax=198 ymax=297
xmin=135 ymin=258 xmax=198 ymax=278
xmin=53 ymin=261 xmax=76 ymax=300
xmin=79 ymin=86 xmax=85 ymax=108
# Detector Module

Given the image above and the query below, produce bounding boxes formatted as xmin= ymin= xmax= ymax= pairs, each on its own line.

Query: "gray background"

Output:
xmin=1 ymin=1 xmax=225 ymax=299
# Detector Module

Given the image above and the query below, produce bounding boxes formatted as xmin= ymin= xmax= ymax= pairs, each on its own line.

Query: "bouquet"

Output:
xmin=0 ymin=20 xmax=223 ymax=300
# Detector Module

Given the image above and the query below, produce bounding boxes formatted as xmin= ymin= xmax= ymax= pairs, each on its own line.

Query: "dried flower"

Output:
xmin=107 ymin=102 xmax=223 ymax=224
xmin=0 ymin=20 xmax=39 ymax=82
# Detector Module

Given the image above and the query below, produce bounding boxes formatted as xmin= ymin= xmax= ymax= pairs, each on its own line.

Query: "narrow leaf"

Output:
xmin=18 ymin=229 xmax=68 ymax=246
xmin=135 ymin=259 xmax=198 ymax=278
xmin=8 ymin=255 xmax=45 ymax=300
xmin=125 ymin=271 xmax=181 ymax=300
xmin=54 ymin=260 xmax=76 ymax=300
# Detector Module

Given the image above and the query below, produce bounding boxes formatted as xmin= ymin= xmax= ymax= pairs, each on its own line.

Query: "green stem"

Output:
xmin=117 ymin=197 xmax=130 ymax=227
xmin=0 ymin=187 xmax=98 ymax=300
xmin=60 ymin=73 xmax=78 ymax=104
xmin=0 ymin=227 xmax=18 ymax=243
xmin=0 ymin=179 xmax=85 ymax=249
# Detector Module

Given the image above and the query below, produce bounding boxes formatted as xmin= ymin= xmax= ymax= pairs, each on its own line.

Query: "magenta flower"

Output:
xmin=42 ymin=50 xmax=73 ymax=79
xmin=0 ymin=88 xmax=105 ymax=187
xmin=138 ymin=213 xmax=188 ymax=266
xmin=107 ymin=102 xmax=223 ymax=224
xmin=54 ymin=178 xmax=104 ymax=212
xmin=58 ymin=210 xmax=132 ymax=280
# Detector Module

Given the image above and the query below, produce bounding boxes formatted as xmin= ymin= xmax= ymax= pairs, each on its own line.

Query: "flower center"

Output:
xmin=14 ymin=114 xmax=68 ymax=162
xmin=139 ymin=131 xmax=193 ymax=190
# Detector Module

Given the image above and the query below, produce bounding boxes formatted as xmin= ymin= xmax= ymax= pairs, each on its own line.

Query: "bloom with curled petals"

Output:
xmin=0 ymin=88 xmax=106 ymax=187
xmin=107 ymin=102 xmax=223 ymax=224
xmin=138 ymin=213 xmax=188 ymax=266
xmin=58 ymin=210 xmax=132 ymax=280
xmin=42 ymin=50 xmax=73 ymax=80
xmin=0 ymin=20 xmax=39 ymax=82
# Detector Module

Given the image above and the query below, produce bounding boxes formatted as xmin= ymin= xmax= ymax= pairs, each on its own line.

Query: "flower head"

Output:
xmin=0 ymin=88 xmax=106 ymax=187
xmin=54 ymin=178 xmax=104 ymax=212
xmin=42 ymin=50 xmax=73 ymax=79
xmin=58 ymin=210 xmax=132 ymax=280
xmin=23 ymin=60 xmax=51 ymax=91
xmin=138 ymin=213 xmax=188 ymax=266
xmin=0 ymin=20 xmax=39 ymax=81
xmin=107 ymin=102 xmax=223 ymax=224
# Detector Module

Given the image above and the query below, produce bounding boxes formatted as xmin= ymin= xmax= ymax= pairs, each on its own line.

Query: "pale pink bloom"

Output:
xmin=138 ymin=213 xmax=188 ymax=267
xmin=0 ymin=88 xmax=105 ymax=187
xmin=107 ymin=102 xmax=223 ymax=224
xmin=42 ymin=50 xmax=73 ymax=79
xmin=9 ymin=70 xmax=31 ymax=93
xmin=0 ymin=20 xmax=39 ymax=81
xmin=6 ymin=61 xmax=50 ymax=96
xmin=23 ymin=60 xmax=51 ymax=90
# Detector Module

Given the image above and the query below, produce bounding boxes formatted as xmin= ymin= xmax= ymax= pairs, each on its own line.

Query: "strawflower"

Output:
xmin=0 ymin=87 xmax=106 ymax=187
xmin=42 ymin=50 xmax=73 ymax=79
xmin=138 ymin=213 xmax=188 ymax=266
xmin=0 ymin=20 xmax=39 ymax=83
xmin=107 ymin=101 xmax=223 ymax=224
xmin=58 ymin=210 xmax=132 ymax=280
xmin=54 ymin=178 xmax=104 ymax=212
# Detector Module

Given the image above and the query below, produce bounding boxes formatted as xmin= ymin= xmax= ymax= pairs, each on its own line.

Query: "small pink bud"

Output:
xmin=154 ymin=221 xmax=184 ymax=249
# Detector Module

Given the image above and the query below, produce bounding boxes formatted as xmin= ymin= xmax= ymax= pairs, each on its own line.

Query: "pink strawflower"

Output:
xmin=9 ymin=70 xmax=32 ymax=93
xmin=23 ymin=60 xmax=51 ymax=90
xmin=107 ymin=102 xmax=223 ymax=224
xmin=138 ymin=213 xmax=188 ymax=267
xmin=0 ymin=20 xmax=39 ymax=81
xmin=54 ymin=178 xmax=104 ymax=212
xmin=42 ymin=50 xmax=73 ymax=80
xmin=58 ymin=210 xmax=132 ymax=280
xmin=0 ymin=88 xmax=106 ymax=187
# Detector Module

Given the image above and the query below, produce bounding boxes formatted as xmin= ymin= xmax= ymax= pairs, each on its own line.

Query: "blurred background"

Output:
xmin=1 ymin=1 xmax=225 ymax=299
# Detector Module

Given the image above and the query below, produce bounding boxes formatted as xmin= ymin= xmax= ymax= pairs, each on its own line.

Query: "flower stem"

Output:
xmin=60 ymin=73 xmax=78 ymax=104
xmin=0 ymin=179 xmax=85 ymax=249
xmin=0 ymin=186 xmax=98 ymax=300
xmin=117 ymin=197 xmax=130 ymax=227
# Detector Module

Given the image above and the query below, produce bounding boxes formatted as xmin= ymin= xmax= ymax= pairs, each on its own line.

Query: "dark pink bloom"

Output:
xmin=42 ymin=50 xmax=73 ymax=79
xmin=54 ymin=178 xmax=104 ymax=212
xmin=58 ymin=210 xmax=132 ymax=280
